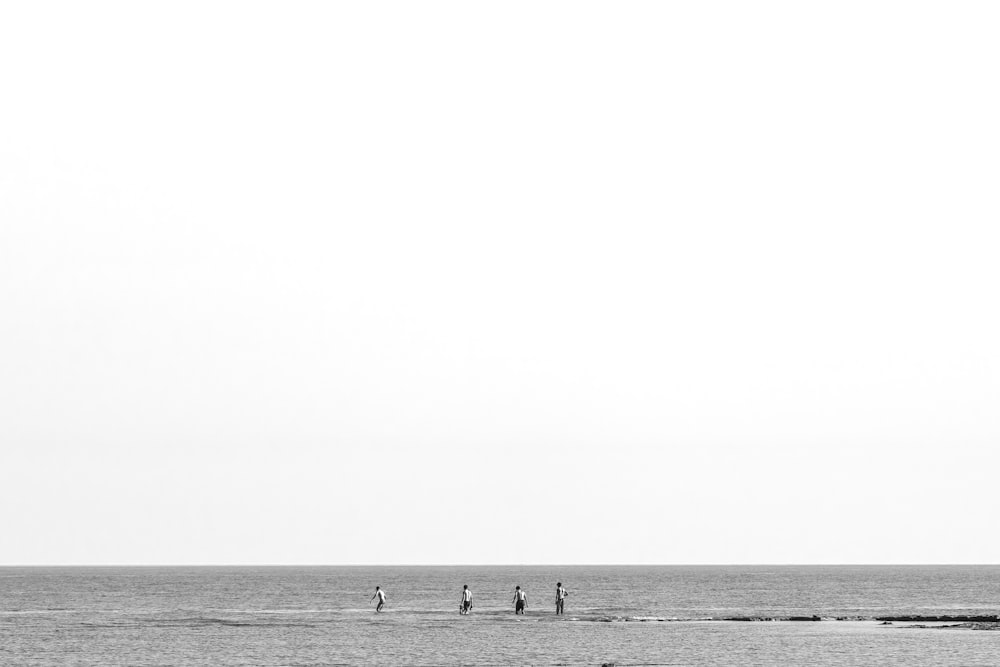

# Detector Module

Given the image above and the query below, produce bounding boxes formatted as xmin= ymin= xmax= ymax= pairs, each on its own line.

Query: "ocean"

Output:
xmin=2 ymin=565 xmax=999 ymax=665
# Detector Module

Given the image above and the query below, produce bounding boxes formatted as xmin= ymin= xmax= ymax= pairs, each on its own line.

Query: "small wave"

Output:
xmin=79 ymin=616 xmax=325 ymax=629
xmin=53 ymin=610 xmax=1000 ymax=627
xmin=215 ymin=609 xmax=337 ymax=614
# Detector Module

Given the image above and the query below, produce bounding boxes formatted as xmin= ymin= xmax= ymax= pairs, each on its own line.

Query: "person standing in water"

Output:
xmin=555 ymin=582 xmax=568 ymax=614
xmin=512 ymin=585 xmax=527 ymax=615
xmin=460 ymin=585 xmax=473 ymax=614
xmin=370 ymin=586 xmax=386 ymax=612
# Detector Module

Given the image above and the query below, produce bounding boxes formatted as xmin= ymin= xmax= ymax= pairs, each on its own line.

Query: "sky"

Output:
xmin=1 ymin=1 xmax=998 ymax=565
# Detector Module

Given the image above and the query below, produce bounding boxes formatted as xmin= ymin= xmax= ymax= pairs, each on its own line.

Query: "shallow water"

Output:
xmin=3 ymin=565 xmax=999 ymax=665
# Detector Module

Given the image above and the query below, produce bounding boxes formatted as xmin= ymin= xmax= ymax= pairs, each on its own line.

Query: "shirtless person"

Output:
xmin=555 ymin=582 xmax=568 ymax=614
xmin=512 ymin=586 xmax=527 ymax=615
xmin=370 ymin=586 xmax=386 ymax=612
xmin=460 ymin=585 xmax=473 ymax=614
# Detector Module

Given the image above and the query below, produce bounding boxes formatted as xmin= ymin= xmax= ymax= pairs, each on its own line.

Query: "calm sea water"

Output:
xmin=2 ymin=565 xmax=999 ymax=665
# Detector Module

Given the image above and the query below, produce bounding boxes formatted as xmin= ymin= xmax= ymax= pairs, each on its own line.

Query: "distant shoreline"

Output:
xmin=4 ymin=563 xmax=1000 ymax=568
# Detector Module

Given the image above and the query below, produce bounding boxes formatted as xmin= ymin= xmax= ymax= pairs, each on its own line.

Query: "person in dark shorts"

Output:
xmin=460 ymin=585 xmax=473 ymax=614
xmin=512 ymin=586 xmax=527 ymax=615
xmin=555 ymin=582 xmax=568 ymax=614
xmin=369 ymin=586 xmax=386 ymax=612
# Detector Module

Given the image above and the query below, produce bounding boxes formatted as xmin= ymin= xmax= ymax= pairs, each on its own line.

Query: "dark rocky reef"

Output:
xmin=715 ymin=614 xmax=1000 ymax=624
xmin=875 ymin=615 xmax=1000 ymax=623
xmin=903 ymin=622 xmax=1000 ymax=630
xmin=721 ymin=615 xmax=822 ymax=621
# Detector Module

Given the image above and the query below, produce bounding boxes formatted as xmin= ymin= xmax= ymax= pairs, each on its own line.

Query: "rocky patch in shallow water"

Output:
xmin=903 ymin=622 xmax=1000 ymax=630
xmin=876 ymin=615 xmax=1000 ymax=623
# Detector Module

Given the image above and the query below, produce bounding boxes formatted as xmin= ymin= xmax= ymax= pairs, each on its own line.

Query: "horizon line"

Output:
xmin=3 ymin=562 xmax=998 ymax=568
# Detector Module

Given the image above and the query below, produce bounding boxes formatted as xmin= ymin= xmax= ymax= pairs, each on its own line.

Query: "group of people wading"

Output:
xmin=370 ymin=582 xmax=569 ymax=615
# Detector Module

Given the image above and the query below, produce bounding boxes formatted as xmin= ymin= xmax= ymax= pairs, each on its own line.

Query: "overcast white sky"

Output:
xmin=1 ymin=2 xmax=998 ymax=565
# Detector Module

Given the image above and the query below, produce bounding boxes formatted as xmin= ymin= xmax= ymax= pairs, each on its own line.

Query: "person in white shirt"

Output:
xmin=512 ymin=586 xmax=527 ymax=615
xmin=555 ymin=582 xmax=568 ymax=614
xmin=369 ymin=586 xmax=386 ymax=612
xmin=460 ymin=585 xmax=473 ymax=614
